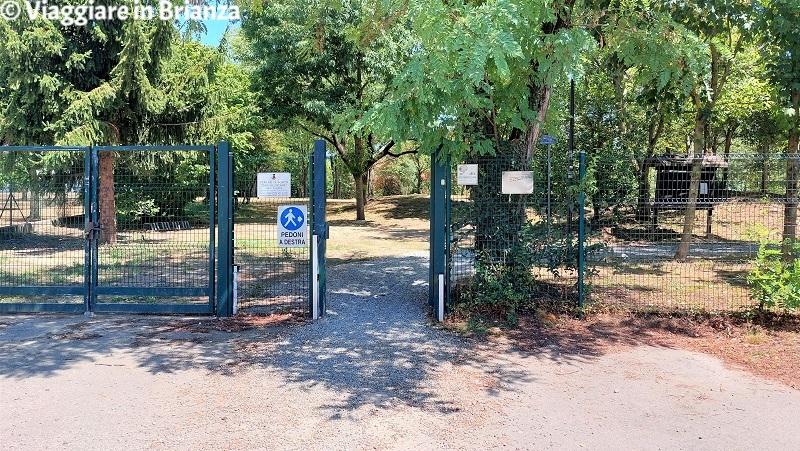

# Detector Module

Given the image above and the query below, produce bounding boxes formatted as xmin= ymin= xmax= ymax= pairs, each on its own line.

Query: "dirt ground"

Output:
xmin=2 ymin=195 xmax=799 ymax=449
xmin=497 ymin=310 xmax=800 ymax=390
xmin=1 ymin=310 xmax=799 ymax=450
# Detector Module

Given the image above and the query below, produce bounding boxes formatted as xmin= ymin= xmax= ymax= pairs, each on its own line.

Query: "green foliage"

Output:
xmin=461 ymin=258 xmax=537 ymax=318
xmin=115 ymin=197 xmax=160 ymax=224
xmin=362 ymin=0 xmax=591 ymax=159
xmin=748 ymin=239 xmax=800 ymax=312
xmin=759 ymin=0 xmax=800 ymax=111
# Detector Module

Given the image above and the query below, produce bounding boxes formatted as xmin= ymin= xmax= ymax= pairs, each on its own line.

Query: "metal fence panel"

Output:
xmin=232 ymin=158 xmax=310 ymax=315
xmin=90 ymin=146 xmax=215 ymax=313
xmin=0 ymin=147 xmax=90 ymax=312
xmin=587 ymin=153 xmax=792 ymax=311
xmin=449 ymin=150 xmax=580 ymax=308
xmin=446 ymin=150 xmax=793 ymax=314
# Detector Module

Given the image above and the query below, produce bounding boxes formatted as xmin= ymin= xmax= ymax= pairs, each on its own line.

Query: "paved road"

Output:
xmin=1 ymin=253 xmax=799 ymax=450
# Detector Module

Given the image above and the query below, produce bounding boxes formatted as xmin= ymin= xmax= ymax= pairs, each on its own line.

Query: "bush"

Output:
xmin=747 ymin=240 xmax=800 ymax=312
xmin=459 ymin=259 xmax=536 ymax=318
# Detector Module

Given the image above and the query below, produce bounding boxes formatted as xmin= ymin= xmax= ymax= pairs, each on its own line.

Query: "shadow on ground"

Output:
xmin=0 ymin=313 xmax=287 ymax=378
xmin=0 ymin=253 xmax=669 ymax=418
xmin=262 ymin=255 xmax=539 ymax=416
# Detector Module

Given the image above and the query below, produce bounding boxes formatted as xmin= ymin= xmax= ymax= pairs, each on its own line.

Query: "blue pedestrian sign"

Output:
xmin=277 ymin=205 xmax=308 ymax=247
xmin=541 ymin=135 xmax=557 ymax=145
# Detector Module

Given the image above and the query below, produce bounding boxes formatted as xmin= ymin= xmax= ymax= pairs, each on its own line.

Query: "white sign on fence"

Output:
xmin=457 ymin=164 xmax=479 ymax=185
xmin=277 ymin=205 xmax=308 ymax=248
xmin=501 ymin=171 xmax=534 ymax=194
xmin=257 ymin=172 xmax=291 ymax=198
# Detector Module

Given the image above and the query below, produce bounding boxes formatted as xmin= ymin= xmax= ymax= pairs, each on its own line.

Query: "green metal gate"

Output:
xmin=223 ymin=139 xmax=327 ymax=318
xmin=0 ymin=141 xmax=326 ymax=317
xmin=0 ymin=144 xmax=217 ymax=314
xmin=0 ymin=146 xmax=91 ymax=313
xmin=89 ymin=145 xmax=216 ymax=314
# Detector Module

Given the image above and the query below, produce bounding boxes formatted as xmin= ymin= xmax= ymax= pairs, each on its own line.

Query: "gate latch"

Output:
xmin=84 ymin=221 xmax=104 ymax=241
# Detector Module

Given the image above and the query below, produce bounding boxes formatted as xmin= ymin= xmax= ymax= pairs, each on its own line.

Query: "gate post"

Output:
xmin=310 ymin=139 xmax=328 ymax=318
xmin=430 ymin=148 xmax=449 ymax=316
xmin=216 ymin=141 xmax=234 ymax=317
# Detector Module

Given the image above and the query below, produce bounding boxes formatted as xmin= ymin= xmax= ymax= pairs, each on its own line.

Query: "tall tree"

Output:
xmin=665 ymin=0 xmax=753 ymax=259
xmin=241 ymin=0 xmax=414 ymax=220
xmin=0 ymin=8 xmax=174 ymax=243
xmin=363 ymin=0 xmax=589 ymax=163
xmin=761 ymin=0 xmax=800 ymax=259
xmin=2 ymin=12 xmax=254 ymax=242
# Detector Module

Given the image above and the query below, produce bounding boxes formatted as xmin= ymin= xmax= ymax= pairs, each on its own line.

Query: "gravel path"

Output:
xmin=2 ymin=252 xmax=800 ymax=450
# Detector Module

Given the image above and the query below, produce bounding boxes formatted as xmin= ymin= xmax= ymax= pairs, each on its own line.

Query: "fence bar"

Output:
xmin=438 ymin=273 xmax=445 ymax=322
xmin=430 ymin=147 xmax=448 ymax=309
xmin=83 ymin=146 xmax=92 ymax=313
xmin=208 ymin=142 xmax=217 ymax=311
xmin=578 ymin=148 xmax=586 ymax=309
xmin=216 ymin=141 xmax=233 ymax=317
xmin=311 ymin=139 xmax=328 ymax=317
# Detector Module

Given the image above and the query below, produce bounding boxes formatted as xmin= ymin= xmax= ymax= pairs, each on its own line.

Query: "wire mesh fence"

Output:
xmin=449 ymin=150 xmax=797 ymax=313
xmin=449 ymin=149 xmax=580 ymax=310
xmin=0 ymin=149 xmax=87 ymax=305
xmin=93 ymin=148 xmax=214 ymax=306
xmin=232 ymin=163 xmax=309 ymax=315
xmin=587 ymin=153 xmax=793 ymax=311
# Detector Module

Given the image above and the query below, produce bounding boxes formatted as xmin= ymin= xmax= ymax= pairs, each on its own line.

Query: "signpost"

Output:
xmin=541 ymin=135 xmax=557 ymax=236
xmin=257 ymin=172 xmax=291 ymax=198
xmin=277 ymin=205 xmax=307 ymax=248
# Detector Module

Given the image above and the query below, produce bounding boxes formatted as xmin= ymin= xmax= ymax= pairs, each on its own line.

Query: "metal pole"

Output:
xmin=578 ymin=148 xmax=586 ymax=310
xmin=547 ymin=143 xmax=552 ymax=237
xmin=232 ymin=265 xmax=239 ymax=315
xmin=567 ymin=78 xmax=575 ymax=234
xmin=311 ymin=139 xmax=327 ymax=316
xmin=216 ymin=141 xmax=233 ymax=317
xmin=438 ymin=273 xmax=445 ymax=322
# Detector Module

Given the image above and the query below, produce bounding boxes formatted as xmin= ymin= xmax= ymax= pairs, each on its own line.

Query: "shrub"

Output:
xmin=747 ymin=240 xmax=800 ymax=312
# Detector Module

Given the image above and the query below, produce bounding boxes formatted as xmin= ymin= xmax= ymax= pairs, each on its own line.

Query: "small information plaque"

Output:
xmin=457 ymin=164 xmax=478 ymax=185
xmin=501 ymin=171 xmax=534 ymax=194
xmin=257 ymin=173 xmax=291 ymax=198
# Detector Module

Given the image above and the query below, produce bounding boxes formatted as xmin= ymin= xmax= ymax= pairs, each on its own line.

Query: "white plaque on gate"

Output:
xmin=257 ymin=172 xmax=291 ymax=198
xmin=501 ymin=171 xmax=534 ymax=194
xmin=457 ymin=164 xmax=478 ymax=185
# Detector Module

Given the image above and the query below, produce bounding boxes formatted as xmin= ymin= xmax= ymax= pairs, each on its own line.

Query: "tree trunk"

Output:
xmin=299 ymin=153 xmax=309 ymax=198
xmin=635 ymin=165 xmax=652 ymax=221
xmin=782 ymin=89 xmax=800 ymax=260
xmin=332 ymin=156 xmax=342 ymax=199
xmin=761 ymin=143 xmax=769 ymax=196
xmin=366 ymin=167 xmax=374 ymax=200
xmin=637 ymin=113 xmax=665 ymax=221
xmin=354 ymin=171 xmax=366 ymax=221
xmin=27 ymin=167 xmax=41 ymax=221
xmin=98 ymin=151 xmax=117 ymax=244
xmin=676 ymin=117 xmax=705 ymax=260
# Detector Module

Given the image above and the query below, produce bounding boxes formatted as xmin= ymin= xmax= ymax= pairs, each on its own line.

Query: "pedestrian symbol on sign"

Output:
xmin=277 ymin=205 xmax=308 ymax=248
xmin=281 ymin=207 xmax=304 ymax=231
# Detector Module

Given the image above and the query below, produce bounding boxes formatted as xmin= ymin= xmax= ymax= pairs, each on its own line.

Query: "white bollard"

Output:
xmin=312 ymin=235 xmax=319 ymax=320
xmin=232 ymin=265 xmax=239 ymax=315
xmin=438 ymin=273 xmax=445 ymax=322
